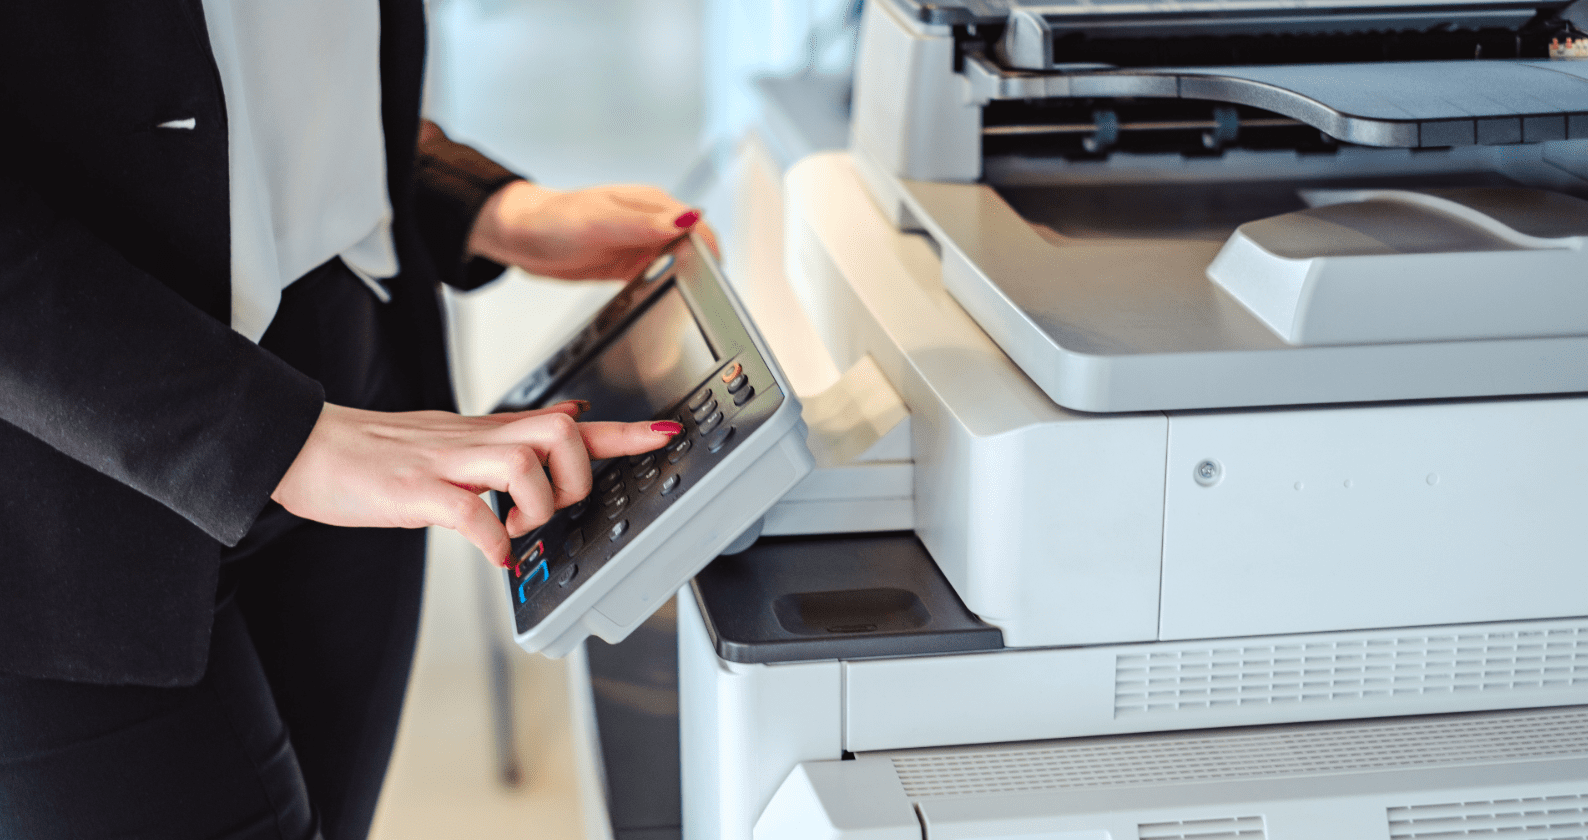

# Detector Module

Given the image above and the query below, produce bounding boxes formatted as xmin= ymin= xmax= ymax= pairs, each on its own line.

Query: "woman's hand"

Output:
xmin=270 ymin=400 xmax=682 ymax=567
xmin=467 ymin=180 xmax=719 ymax=280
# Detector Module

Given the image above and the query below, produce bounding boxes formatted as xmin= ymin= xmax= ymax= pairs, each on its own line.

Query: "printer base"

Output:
xmin=758 ymin=706 xmax=1588 ymax=840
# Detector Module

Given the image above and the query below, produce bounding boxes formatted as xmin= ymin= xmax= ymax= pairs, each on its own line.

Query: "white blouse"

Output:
xmin=201 ymin=0 xmax=399 ymax=342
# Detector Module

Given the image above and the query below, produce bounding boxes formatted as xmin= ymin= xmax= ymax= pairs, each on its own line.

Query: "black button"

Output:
xmin=564 ymin=530 xmax=585 ymax=557
xmin=603 ymin=491 xmax=627 ymax=513
xmin=609 ymin=520 xmax=629 ymax=541
xmin=726 ymin=372 xmax=749 ymax=394
xmin=706 ymin=426 xmax=735 ymax=453
xmin=698 ymin=410 xmax=724 ymax=435
xmin=630 ymin=453 xmax=655 ymax=471
xmin=634 ymin=465 xmax=660 ymax=489
xmin=732 ymin=384 xmax=755 ymax=406
xmin=660 ymin=474 xmax=682 ymax=496
xmin=557 ymin=564 xmax=579 ymax=587
xmin=691 ymin=398 xmax=718 ymax=424
xmin=666 ymin=438 xmax=692 ymax=463
xmin=598 ymin=468 xmax=623 ymax=491
xmin=566 ymin=500 xmax=587 ymax=521
xmin=688 ymin=389 xmax=713 ymax=411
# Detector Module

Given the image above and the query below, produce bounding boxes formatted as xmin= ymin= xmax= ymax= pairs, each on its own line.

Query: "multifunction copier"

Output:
xmin=675 ymin=0 xmax=1588 ymax=837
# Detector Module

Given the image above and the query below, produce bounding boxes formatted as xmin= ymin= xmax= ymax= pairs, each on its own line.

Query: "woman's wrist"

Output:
xmin=466 ymin=179 xmax=559 ymax=265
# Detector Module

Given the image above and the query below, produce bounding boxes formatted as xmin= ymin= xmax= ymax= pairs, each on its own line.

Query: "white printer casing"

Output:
xmin=681 ymin=0 xmax=1588 ymax=836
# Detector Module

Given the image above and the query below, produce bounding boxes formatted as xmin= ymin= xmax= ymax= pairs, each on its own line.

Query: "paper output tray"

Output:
xmin=899 ymin=173 xmax=1588 ymax=412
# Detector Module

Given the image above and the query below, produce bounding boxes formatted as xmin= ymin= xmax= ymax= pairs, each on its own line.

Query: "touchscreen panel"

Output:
xmin=540 ymin=285 xmax=717 ymax=422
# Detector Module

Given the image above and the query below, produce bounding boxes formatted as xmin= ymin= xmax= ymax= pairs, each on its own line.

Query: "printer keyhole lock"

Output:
xmin=1194 ymin=459 xmax=1223 ymax=487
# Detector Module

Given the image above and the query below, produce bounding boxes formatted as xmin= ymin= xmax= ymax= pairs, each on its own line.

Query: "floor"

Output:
xmin=370 ymin=0 xmax=706 ymax=837
xmin=368 ymin=528 xmax=590 ymax=840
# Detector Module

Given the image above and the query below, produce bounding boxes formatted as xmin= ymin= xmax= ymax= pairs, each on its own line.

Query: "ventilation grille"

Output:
xmin=889 ymin=707 xmax=1588 ymax=799
xmin=1116 ymin=621 xmax=1588 ymax=717
xmin=1140 ymin=816 xmax=1266 ymax=840
xmin=1389 ymin=794 xmax=1588 ymax=839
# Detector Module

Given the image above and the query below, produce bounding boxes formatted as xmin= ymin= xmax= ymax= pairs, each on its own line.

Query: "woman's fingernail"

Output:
xmin=501 ymin=554 xmax=516 ymax=570
xmin=651 ymin=420 xmax=683 ymax=435
xmin=673 ymin=210 xmax=700 ymax=229
xmin=560 ymin=399 xmax=591 ymax=417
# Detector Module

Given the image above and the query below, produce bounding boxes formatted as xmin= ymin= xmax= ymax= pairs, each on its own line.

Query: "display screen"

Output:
xmin=542 ymin=285 xmax=717 ymax=423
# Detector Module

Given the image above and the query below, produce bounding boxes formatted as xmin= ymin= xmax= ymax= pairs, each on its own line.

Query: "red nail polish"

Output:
xmin=651 ymin=420 xmax=683 ymax=435
xmin=673 ymin=210 xmax=700 ymax=229
xmin=502 ymin=553 xmax=516 ymax=570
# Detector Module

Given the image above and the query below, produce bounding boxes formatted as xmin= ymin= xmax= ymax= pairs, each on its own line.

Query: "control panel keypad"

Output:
xmin=505 ymin=354 xmax=775 ymax=628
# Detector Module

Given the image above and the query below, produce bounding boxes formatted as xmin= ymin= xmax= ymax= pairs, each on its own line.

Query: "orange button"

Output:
xmin=720 ymin=362 xmax=743 ymax=384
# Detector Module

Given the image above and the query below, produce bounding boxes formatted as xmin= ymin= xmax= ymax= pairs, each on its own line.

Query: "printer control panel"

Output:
xmin=502 ymin=351 xmax=784 ymax=633
xmin=491 ymin=237 xmax=811 ymax=655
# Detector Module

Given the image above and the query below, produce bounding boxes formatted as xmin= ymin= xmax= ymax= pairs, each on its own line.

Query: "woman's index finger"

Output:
xmin=579 ymin=420 xmax=679 ymax=461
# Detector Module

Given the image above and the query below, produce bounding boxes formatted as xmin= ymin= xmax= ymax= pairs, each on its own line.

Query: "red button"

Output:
xmin=720 ymin=362 xmax=742 ymax=384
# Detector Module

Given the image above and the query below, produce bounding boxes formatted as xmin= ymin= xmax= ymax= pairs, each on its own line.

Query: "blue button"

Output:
xmin=516 ymin=559 xmax=550 ymax=603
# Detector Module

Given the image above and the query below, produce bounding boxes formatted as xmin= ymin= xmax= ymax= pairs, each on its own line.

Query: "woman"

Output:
xmin=0 ymin=1 xmax=709 ymax=837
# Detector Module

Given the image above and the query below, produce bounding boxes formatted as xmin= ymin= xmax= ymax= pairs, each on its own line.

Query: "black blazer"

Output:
xmin=0 ymin=1 xmax=520 ymax=685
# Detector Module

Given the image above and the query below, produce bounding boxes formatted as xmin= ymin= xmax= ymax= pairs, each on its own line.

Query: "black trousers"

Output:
xmin=0 ymin=261 xmax=429 ymax=840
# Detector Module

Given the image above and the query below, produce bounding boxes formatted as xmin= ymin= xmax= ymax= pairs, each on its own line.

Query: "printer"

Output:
xmin=671 ymin=0 xmax=1588 ymax=837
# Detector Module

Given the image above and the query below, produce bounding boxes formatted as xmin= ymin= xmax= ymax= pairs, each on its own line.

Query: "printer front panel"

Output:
xmin=1160 ymin=395 xmax=1588 ymax=641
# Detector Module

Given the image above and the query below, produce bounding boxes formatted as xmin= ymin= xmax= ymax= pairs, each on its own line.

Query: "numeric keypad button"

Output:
xmin=634 ymin=465 xmax=660 ymax=490
xmin=597 ymin=468 xmax=623 ymax=492
xmin=706 ymin=426 xmax=735 ymax=453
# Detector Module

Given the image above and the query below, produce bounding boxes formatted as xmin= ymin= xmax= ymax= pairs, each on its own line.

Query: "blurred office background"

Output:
xmin=371 ymin=2 xmax=856 ymax=838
